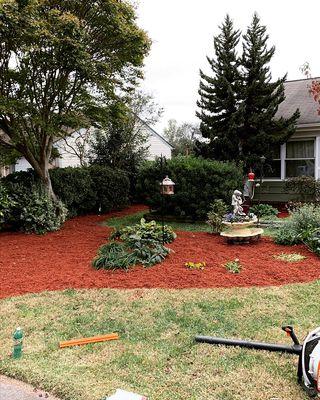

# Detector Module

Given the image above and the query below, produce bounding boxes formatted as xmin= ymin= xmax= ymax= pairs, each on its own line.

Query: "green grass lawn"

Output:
xmin=1 ymin=283 xmax=319 ymax=400
xmin=105 ymin=210 xmax=284 ymax=237
xmin=105 ymin=211 xmax=211 ymax=233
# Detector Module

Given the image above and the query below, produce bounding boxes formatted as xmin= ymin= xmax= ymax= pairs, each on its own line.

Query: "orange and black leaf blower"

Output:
xmin=195 ymin=326 xmax=320 ymax=397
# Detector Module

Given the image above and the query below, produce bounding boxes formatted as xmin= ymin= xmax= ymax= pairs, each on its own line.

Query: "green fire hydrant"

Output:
xmin=12 ymin=327 xmax=23 ymax=359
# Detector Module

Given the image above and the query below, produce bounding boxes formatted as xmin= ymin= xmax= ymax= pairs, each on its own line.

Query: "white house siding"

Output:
xmin=14 ymin=157 xmax=33 ymax=172
xmin=146 ymin=130 xmax=172 ymax=160
xmin=11 ymin=123 xmax=172 ymax=173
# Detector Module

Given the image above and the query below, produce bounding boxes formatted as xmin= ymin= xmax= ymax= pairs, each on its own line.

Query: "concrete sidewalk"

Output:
xmin=0 ymin=375 xmax=60 ymax=400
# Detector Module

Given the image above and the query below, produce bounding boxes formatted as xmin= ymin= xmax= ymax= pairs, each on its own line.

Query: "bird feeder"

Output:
xmin=248 ymin=171 xmax=255 ymax=182
xmin=160 ymin=176 xmax=175 ymax=195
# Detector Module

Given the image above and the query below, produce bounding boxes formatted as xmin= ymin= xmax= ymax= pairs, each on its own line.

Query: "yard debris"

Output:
xmin=59 ymin=333 xmax=119 ymax=348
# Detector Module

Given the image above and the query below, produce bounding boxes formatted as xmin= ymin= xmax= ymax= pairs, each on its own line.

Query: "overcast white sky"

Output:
xmin=136 ymin=0 xmax=320 ymax=133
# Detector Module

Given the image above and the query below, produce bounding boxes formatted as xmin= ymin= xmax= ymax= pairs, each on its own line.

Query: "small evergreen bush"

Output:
xmin=6 ymin=183 xmax=67 ymax=234
xmin=136 ymin=156 xmax=242 ymax=220
xmin=206 ymin=199 xmax=228 ymax=234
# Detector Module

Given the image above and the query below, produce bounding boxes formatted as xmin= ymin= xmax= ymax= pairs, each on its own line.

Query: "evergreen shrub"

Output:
xmin=136 ymin=156 xmax=242 ymax=220
xmin=2 ymin=166 xmax=130 ymax=217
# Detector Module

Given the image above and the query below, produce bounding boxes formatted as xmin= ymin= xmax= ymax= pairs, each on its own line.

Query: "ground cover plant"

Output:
xmin=0 ymin=284 xmax=318 ymax=400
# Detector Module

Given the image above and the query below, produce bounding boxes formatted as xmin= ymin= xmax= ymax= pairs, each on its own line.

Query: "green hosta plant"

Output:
xmin=93 ymin=220 xmax=175 ymax=270
xmin=111 ymin=218 xmax=176 ymax=244
xmin=92 ymin=239 xmax=170 ymax=270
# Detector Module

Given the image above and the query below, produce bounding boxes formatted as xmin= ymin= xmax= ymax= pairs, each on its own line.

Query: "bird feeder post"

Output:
xmin=257 ymin=155 xmax=266 ymax=226
xmin=159 ymin=156 xmax=175 ymax=244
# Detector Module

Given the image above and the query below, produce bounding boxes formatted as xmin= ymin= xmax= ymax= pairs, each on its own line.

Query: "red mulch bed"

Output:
xmin=0 ymin=205 xmax=319 ymax=299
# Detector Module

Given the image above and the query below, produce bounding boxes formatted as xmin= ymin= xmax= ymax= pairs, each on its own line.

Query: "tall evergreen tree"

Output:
xmin=238 ymin=13 xmax=299 ymax=168
xmin=196 ymin=15 xmax=241 ymax=160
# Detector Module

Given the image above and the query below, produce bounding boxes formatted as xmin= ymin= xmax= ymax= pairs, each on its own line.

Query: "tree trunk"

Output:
xmin=40 ymin=163 xmax=57 ymax=202
xmin=23 ymin=149 xmax=57 ymax=202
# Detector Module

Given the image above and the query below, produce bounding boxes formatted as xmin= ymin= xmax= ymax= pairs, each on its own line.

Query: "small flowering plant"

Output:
xmin=223 ymin=212 xmax=256 ymax=223
xmin=224 ymin=258 xmax=242 ymax=273
xmin=185 ymin=261 xmax=206 ymax=270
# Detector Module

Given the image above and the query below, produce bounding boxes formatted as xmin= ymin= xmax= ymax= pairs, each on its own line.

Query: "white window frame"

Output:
xmin=284 ymin=138 xmax=315 ymax=179
xmin=264 ymin=137 xmax=318 ymax=181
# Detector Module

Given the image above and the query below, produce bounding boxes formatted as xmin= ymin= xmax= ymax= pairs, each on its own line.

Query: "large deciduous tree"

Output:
xmin=238 ymin=13 xmax=299 ymax=168
xmin=163 ymin=119 xmax=199 ymax=156
xmin=0 ymin=0 xmax=150 ymax=199
xmin=196 ymin=15 xmax=241 ymax=160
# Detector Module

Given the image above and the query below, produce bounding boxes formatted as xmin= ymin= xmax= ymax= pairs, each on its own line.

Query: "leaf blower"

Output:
xmin=195 ymin=326 xmax=320 ymax=397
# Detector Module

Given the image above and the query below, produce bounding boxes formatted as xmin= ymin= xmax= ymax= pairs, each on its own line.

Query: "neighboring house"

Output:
xmin=5 ymin=119 xmax=172 ymax=175
xmin=258 ymin=77 xmax=320 ymax=203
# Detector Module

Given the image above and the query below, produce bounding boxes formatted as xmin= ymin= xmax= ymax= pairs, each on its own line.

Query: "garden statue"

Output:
xmin=220 ymin=188 xmax=263 ymax=244
xmin=231 ymin=190 xmax=246 ymax=216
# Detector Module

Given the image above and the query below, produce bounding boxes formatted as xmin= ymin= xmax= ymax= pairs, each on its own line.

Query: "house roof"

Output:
xmin=276 ymin=77 xmax=320 ymax=126
xmin=137 ymin=117 xmax=174 ymax=149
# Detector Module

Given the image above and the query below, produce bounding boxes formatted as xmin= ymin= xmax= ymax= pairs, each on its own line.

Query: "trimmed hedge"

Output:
xmin=136 ymin=156 xmax=243 ymax=220
xmin=2 ymin=166 xmax=130 ymax=217
xmin=50 ymin=167 xmax=95 ymax=216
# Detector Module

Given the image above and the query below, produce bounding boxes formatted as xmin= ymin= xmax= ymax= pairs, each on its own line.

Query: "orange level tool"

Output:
xmin=59 ymin=333 xmax=119 ymax=348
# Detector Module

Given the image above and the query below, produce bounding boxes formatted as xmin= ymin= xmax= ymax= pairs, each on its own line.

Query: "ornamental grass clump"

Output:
xmin=93 ymin=219 xmax=175 ymax=270
xmin=273 ymin=253 xmax=306 ymax=262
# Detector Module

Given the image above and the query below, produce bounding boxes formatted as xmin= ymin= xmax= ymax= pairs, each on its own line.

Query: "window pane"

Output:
xmin=286 ymin=140 xmax=314 ymax=159
xmin=286 ymin=160 xmax=315 ymax=177
xmin=270 ymin=145 xmax=281 ymax=159
xmin=264 ymin=160 xmax=281 ymax=178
